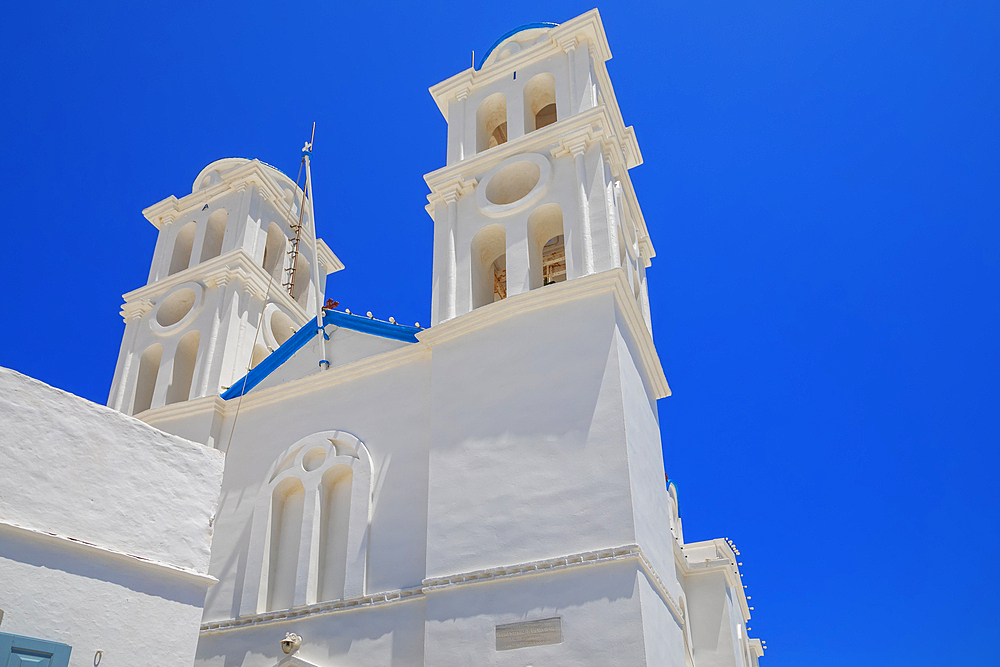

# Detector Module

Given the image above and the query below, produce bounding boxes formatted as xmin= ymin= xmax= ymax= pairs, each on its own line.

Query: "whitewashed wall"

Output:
xmin=0 ymin=367 xmax=224 ymax=667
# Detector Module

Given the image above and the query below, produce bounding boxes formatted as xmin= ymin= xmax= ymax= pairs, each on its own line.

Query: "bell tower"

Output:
xmin=425 ymin=11 xmax=654 ymax=329
xmin=108 ymin=157 xmax=343 ymax=421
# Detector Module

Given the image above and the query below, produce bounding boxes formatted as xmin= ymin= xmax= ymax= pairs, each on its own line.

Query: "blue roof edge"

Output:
xmin=221 ymin=310 xmax=421 ymax=400
xmin=477 ymin=22 xmax=559 ymax=70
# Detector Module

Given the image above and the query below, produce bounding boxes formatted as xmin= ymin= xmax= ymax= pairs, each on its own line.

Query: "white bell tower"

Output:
xmin=425 ymin=13 xmax=654 ymax=329
xmin=107 ymin=158 xmax=343 ymax=426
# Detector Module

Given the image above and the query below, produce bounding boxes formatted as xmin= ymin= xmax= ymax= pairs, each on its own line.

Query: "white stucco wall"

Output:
xmin=423 ymin=562 xmax=648 ymax=666
xmin=425 ymin=293 xmax=638 ymax=577
xmin=0 ymin=367 xmax=224 ymax=666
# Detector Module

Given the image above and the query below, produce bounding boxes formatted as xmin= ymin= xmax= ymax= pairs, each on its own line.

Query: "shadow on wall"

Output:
xmin=436 ymin=294 xmax=619 ymax=444
xmin=1 ymin=528 xmax=208 ymax=607
xmin=197 ymin=597 xmax=426 ymax=667
xmin=426 ymin=558 xmax=641 ymax=624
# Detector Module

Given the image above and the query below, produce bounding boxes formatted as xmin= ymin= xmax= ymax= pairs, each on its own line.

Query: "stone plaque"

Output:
xmin=495 ymin=617 xmax=562 ymax=651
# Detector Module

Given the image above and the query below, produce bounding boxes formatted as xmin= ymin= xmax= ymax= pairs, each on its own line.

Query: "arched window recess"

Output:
xmin=241 ymin=431 xmax=373 ymax=615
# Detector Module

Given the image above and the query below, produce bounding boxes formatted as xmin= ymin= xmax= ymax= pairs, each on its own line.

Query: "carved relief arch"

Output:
xmin=240 ymin=430 xmax=373 ymax=617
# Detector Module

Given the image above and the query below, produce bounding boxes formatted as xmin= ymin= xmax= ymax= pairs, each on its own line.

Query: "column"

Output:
xmin=552 ymin=128 xmax=607 ymax=279
xmin=430 ymin=177 xmax=476 ymax=324
xmin=560 ymin=38 xmax=579 ymax=116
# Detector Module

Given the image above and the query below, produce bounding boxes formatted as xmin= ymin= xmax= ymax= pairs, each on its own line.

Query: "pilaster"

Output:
xmin=428 ymin=177 xmax=476 ymax=325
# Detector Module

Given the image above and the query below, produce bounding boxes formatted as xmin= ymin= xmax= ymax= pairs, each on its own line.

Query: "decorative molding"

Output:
xmin=200 ymin=586 xmax=423 ymax=634
xmin=0 ymin=519 xmax=217 ymax=586
xmin=678 ymin=537 xmax=752 ymax=622
xmin=551 ymin=126 xmax=607 ymax=159
xmin=120 ymin=298 xmax=154 ymax=322
xmin=428 ymin=10 xmax=612 ymax=117
xmin=143 ymin=159 xmax=300 ymax=230
xmin=199 ymin=543 xmax=682 ymax=635
xmin=557 ymin=36 xmax=580 ymax=53
xmin=137 ymin=394 xmax=228 ymax=429
xmin=220 ymin=338 xmax=432 ymax=412
xmin=121 ymin=249 xmax=309 ymax=325
xmin=423 ymin=106 xmax=628 ymax=199
xmin=426 ymin=176 xmax=477 ymax=208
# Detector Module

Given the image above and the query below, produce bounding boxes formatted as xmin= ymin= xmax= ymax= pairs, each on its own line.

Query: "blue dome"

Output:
xmin=477 ymin=22 xmax=559 ymax=70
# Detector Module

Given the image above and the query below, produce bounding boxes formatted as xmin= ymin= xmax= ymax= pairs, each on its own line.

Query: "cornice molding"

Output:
xmin=122 ymin=250 xmax=311 ymax=324
xmin=424 ymin=106 xmax=635 ymax=208
xmin=120 ymin=298 xmax=154 ymax=322
xmin=220 ymin=340 xmax=432 ymax=412
xmin=423 ymin=544 xmax=682 ymax=625
xmin=427 ymin=11 xmax=641 ymax=169
xmin=199 ymin=543 xmax=681 ymax=635
xmin=427 ymin=176 xmax=478 ymax=208
xmin=143 ymin=160 xmax=295 ymax=230
xmin=137 ymin=394 xmax=228 ymax=427
xmin=429 ymin=10 xmax=611 ymax=117
xmin=551 ymin=126 xmax=608 ymax=159
xmin=678 ymin=537 xmax=752 ymax=622
xmin=418 ymin=269 xmax=670 ymax=399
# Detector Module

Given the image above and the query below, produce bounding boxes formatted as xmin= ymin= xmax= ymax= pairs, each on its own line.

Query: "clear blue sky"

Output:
xmin=1 ymin=1 xmax=997 ymax=664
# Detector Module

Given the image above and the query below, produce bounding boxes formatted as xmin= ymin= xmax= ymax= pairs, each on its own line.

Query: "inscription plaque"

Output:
xmin=495 ymin=617 xmax=562 ymax=651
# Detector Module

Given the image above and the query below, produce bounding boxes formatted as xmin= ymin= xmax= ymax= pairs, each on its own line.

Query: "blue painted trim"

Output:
xmin=323 ymin=310 xmax=420 ymax=343
xmin=220 ymin=315 xmax=319 ymax=400
xmin=477 ymin=22 xmax=559 ymax=70
xmin=221 ymin=311 xmax=421 ymax=400
xmin=1 ymin=632 xmax=72 ymax=667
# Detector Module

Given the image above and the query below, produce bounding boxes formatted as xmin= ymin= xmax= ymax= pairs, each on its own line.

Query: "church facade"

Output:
xmin=88 ymin=9 xmax=760 ymax=667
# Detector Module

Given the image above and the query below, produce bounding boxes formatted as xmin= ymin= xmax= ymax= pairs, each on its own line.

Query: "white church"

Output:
xmin=0 ymin=10 xmax=764 ymax=667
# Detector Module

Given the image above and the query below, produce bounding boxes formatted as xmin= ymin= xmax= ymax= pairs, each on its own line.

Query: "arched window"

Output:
xmin=168 ymin=221 xmax=197 ymax=276
xmin=477 ymin=93 xmax=508 ymax=153
xmin=263 ymin=222 xmax=287 ymax=281
xmin=132 ymin=344 xmax=162 ymax=414
xmin=267 ymin=478 xmax=304 ymax=611
xmin=241 ymin=431 xmax=373 ymax=615
xmin=200 ymin=209 xmax=228 ymax=262
xmin=523 ymin=73 xmax=557 ymax=132
xmin=528 ymin=204 xmax=566 ymax=289
xmin=166 ymin=330 xmax=200 ymax=405
xmin=471 ymin=225 xmax=507 ymax=308
xmin=319 ymin=465 xmax=353 ymax=601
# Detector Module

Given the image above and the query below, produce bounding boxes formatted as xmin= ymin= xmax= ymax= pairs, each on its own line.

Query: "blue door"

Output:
xmin=0 ymin=633 xmax=71 ymax=667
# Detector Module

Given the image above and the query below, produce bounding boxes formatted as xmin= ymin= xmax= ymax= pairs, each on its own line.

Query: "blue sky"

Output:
xmin=1 ymin=1 xmax=997 ymax=664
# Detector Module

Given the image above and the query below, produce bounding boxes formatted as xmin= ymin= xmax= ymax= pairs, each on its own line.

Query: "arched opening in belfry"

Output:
xmin=270 ymin=309 xmax=297 ymax=347
xmin=200 ymin=208 xmax=228 ymax=262
xmin=477 ymin=93 xmax=508 ymax=153
xmin=250 ymin=344 xmax=269 ymax=370
xmin=263 ymin=222 xmax=286 ymax=281
xmin=291 ymin=255 xmax=312 ymax=309
xmin=318 ymin=464 xmax=353 ymax=602
xmin=168 ymin=221 xmax=197 ymax=276
xmin=132 ymin=344 xmax=162 ymax=414
xmin=528 ymin=204 xmax=566 ymax=289
xmin=524 ymin=73 xmax=557 ymax=132
xmin=471 ymin=224 xmax=507 ymax=308
xmin=266 ymin=477 xmax=304 ymax=612
xmin=166 ymin=330 xmax=200 ymax=405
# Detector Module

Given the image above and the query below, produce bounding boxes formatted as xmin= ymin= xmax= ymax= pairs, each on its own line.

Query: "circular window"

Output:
xmin=156 ymin=287 xmax=197 ymax=327
xmin=477 ymin=153 xmax=551 ymax=216
xmin=485 ymin=161 xmax=541 ymax=205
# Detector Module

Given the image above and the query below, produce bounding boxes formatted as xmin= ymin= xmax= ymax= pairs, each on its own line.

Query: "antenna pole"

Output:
xmin=302 ymin=122 xmax=328 ymax=369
